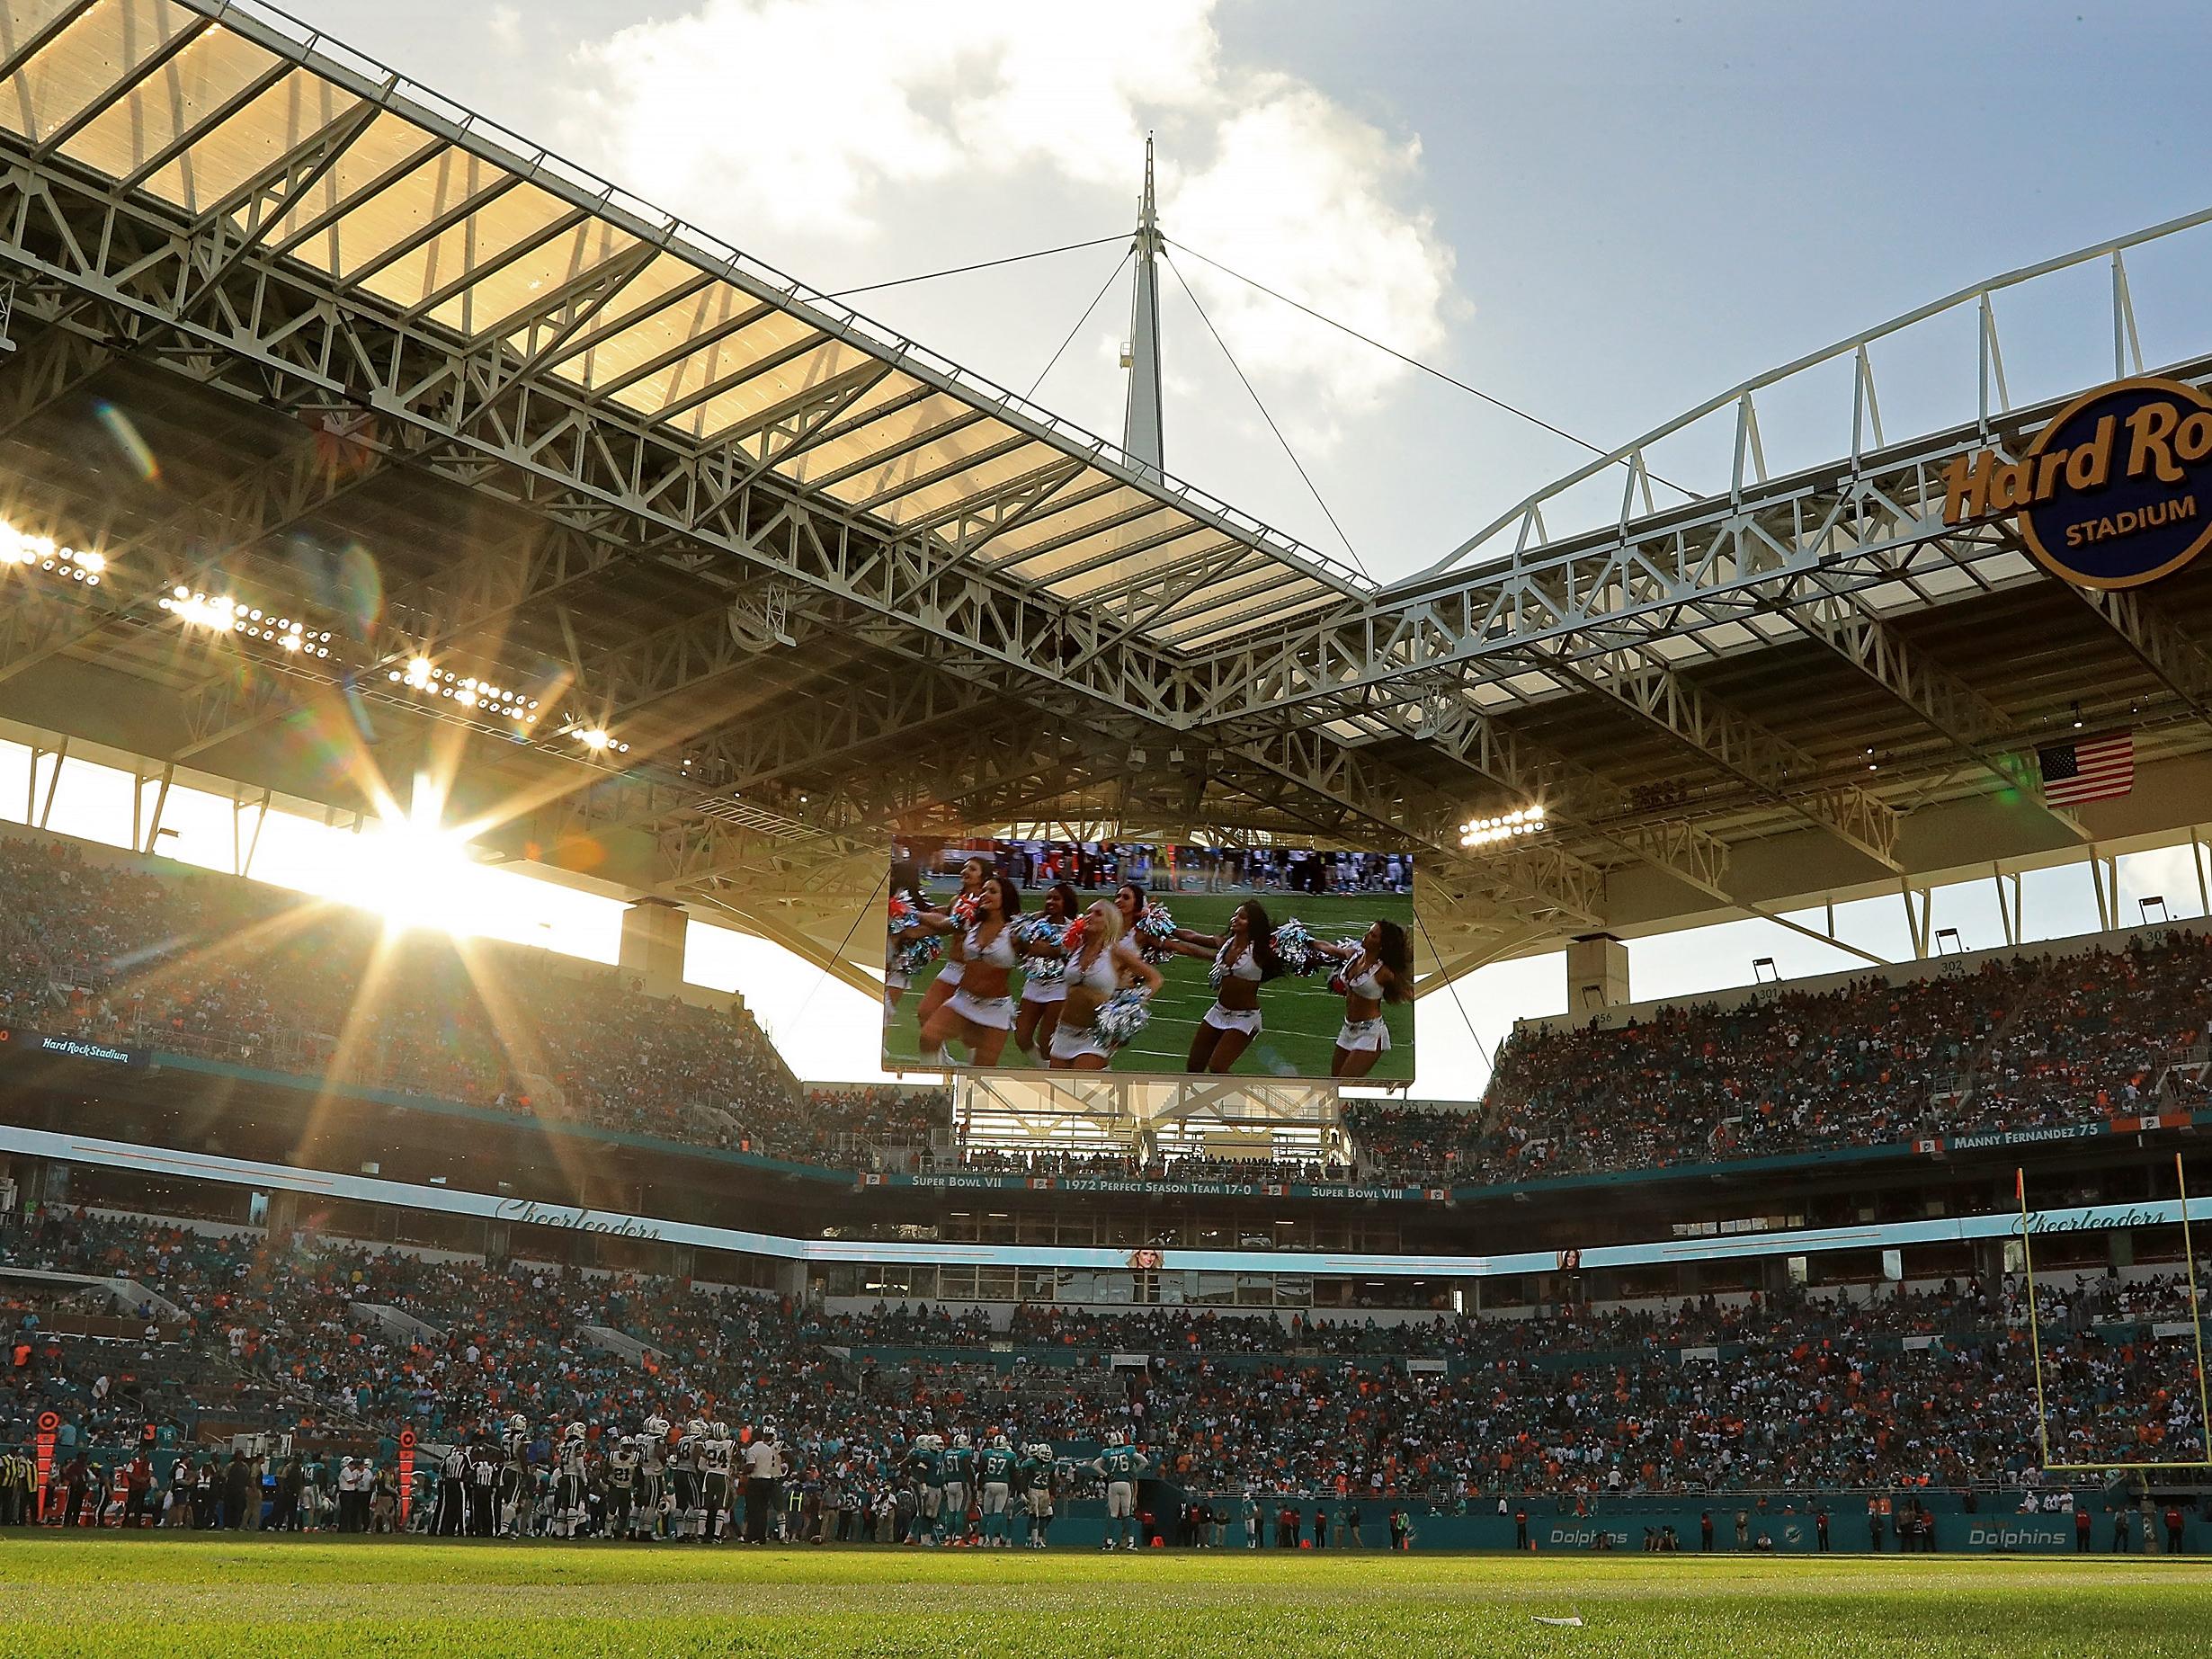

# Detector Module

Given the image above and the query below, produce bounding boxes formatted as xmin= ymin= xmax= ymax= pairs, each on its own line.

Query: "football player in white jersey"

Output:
xmin=498 ymin=1414 xmax=531 ymax=1539
xmin=700 ymin=1421 xmax=736 ymax=1542
xmin=605 ymin=1435 xmax=640 ymax=1539
xmin=674 ymin=1419 xmax=708 ymax=1541
xmin=637 ymin=1415 xmax=667 ymax=1548
xmin=551 ymin=1423 xmax=588 ymax=1539
xmin=635 ymin=1415 xmax=669 ymax=1540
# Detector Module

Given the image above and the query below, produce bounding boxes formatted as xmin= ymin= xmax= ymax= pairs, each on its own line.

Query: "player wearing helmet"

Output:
xmin=673 ymin=1419 xmax=707 ymax=1541
xmin=1091 ymin=1430 xmax=1148 ymax=1550
xmin=635 ymin=1416 xmax=669 ymax=1540
xmin=940 ymin=1430 xmax=976 ymax=1544
xmin=905 ymin=1434 xmax=942 ymax=1546
xmin=977 ymin=1432 xmax=1018 ymax=1548
xmin=551 ymin=1423 xmax=588 ymax=1539
xmin=605 ymin=1434 xmax=639 ymax=1539
xmin=498 ymin=1415 xmax=531 ymax=1539
xmin=1019 ymin=1443 xmax=1057 ymax=1548
xmin=700 ymin=1421 xmax=735 ymax=1543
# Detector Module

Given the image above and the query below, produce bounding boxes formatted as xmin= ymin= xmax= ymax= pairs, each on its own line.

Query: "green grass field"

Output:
xmin=6 ymin=1538 xmax=2211 ymax=1657
xmin=885 ymin=887 xmax=1417 ymax=1082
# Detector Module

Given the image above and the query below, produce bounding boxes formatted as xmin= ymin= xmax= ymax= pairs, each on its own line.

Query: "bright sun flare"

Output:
xmin=352 ymin=787 xmax=480 ymax=934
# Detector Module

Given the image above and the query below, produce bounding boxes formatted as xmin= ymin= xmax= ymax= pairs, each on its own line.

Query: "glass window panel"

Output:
xmin=1168 ymin=587 xmax=1336 ymax=649
xmin=1019 ymin=524 xmax=1220 ymax=594
xmin=683 ymin=339 xmax=879 ymax=444
xmin=315 ymin=144 xmax=508 ymax=282
xmin=982 ymin=483 xmax=1148 ymax=560
xmin=785 ymin=391 xmax=971 ymax=486
xmin=535 ymin=252 xmax=719 ymax=385
xmin=602 ymin=305 xmax=818 ymax=420
xmin=577 ymin=279 xmax=765 ymax=406
xmin=853 ymin=442 xmax=1048 ymax=527
xmin=816 ymin=418 xmax=1028 ymax=515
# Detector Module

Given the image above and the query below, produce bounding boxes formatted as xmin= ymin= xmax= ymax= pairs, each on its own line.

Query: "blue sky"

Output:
xmin=209 ymin=0 xmax=2212 ymax=1090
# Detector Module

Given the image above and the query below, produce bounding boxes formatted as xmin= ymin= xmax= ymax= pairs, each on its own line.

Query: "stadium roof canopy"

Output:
xmin=0 ymin=0 xmax=1366 ymax=649
xmin=4 ymin=0 xmax=2212 ymax=994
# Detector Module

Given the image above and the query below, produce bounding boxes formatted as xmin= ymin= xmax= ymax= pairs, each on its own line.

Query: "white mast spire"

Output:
xmin=1121 ymin=133 xmax=1164 ymax=478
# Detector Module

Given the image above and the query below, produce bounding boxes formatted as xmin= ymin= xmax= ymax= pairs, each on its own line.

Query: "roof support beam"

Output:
xmin=1228 ymin=724 xmax=1607 ymax=928
xmin=0 ymin=432 xmax=392 ymax=690
xmin=2065 ymin=581 xmax=2212 ymax=737
xmin=1781 ymin=576 xmax=2090 ymax=841
xmin=1532 ymin=639 xmax=1902 ymax=871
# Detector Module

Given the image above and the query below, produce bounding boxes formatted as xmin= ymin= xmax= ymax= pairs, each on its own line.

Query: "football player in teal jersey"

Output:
xmin=905 ymin=1434 xmax=943 ymax=1546
xmin=1089 ymin=1429 xmax=1149 ymax=1550
xmin=977 ymin=1432 xmax=1018 ymax=1547
xmin=941 ymin=1430 xmax=977 ymax=1544
xmin=1017 ymin=1442 xmax=1055 ymax=1548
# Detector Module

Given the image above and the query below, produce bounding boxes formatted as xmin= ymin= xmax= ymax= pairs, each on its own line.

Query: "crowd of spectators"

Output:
xmin=11 ymin=1208 xmax=2205 ymax=1505
xmin=937 ymin=1147 xmax=1351 ymax=1186
xmin=0 ymin=832 xmax=943 ymax=1165
xmin=1463 ymin=930 xmax=2212 ymax=1186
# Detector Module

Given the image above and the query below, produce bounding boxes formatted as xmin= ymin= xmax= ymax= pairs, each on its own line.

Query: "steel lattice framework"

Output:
xmin=4 ymin=0 xmax=2212 ymax=993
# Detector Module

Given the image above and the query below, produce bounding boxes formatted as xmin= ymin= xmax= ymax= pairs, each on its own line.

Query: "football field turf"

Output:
xmin=7 ymin=1538 xmax=2212 ymax=1657
xmin=884 ymin=888 xmax=1417 ymax=1082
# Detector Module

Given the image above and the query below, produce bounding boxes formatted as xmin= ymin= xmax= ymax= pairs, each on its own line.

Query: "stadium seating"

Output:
xmin=0 ymin=831 xmax=945 ymax=1165
xmin=11 ymin=1209 xmax=2203 ymax=1504
xmin=1399 ymin=929 xmax=2212 ymax=1188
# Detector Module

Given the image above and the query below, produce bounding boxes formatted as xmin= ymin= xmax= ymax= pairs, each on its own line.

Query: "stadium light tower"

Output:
xmin=1122 ymin=134 xmax=1164 ymax=478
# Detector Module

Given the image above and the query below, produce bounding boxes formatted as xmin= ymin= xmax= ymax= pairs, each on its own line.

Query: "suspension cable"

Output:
xmin=1027 ymin=247 xmax=1135 ymax=402
xmin=826 ymin=234 xmax=1128 ymax=299
xmin=1169 ymin=237 xmax=1696 ymax=499
xmin=1160 ymin=248 xmax=1370 ymax=578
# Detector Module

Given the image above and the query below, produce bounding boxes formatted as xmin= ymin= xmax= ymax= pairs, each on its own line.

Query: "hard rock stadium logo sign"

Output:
xmin=1943 ymin=375 xmax=2212 ymax=589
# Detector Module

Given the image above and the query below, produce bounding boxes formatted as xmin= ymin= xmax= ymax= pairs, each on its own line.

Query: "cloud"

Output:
xmin=1170 ymin=83 xmax=1455 ymax=442
xmin=565 ymin=0 xmax=1454 ymax=431
xmin=486 ymin=5 xmax=522 ymax=52
xmin=2118 ymin=845 xmax=2201 ymax=918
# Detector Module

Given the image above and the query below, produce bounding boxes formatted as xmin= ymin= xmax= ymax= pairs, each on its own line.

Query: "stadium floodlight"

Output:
xmin=161 ymin=591 xmax=239 ymax=629
xmin=577 ymin=727 xmax=627 ymax=754
xmin=0 ymin=522 xmax=103 ymax=584
xmin=1458 ymin=801 xmax=1547 ymax=848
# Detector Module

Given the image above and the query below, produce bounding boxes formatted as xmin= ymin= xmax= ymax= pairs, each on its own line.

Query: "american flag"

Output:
xmin=2038 ymin=733 xmax=2135 ymax=805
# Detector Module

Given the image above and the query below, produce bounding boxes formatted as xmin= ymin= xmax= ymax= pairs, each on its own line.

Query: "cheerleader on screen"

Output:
xmin=1048 ymin=900 xmax=1163 ymax=1071
xmin=912 ymin=856 xmax=988 ymax=1065
xmin=1173 ymin=899 xmax=1289 ymax=1075
xmin=1012 ymin=880 xmax=1081 ymax=1061
xmin=1306 ymin=919 xmax=1413 ymax=1078
xmin=884 ymin=859 xmax=944 ymax=1015
xmin=917 ymin=874 xmax=1025 ymax=1067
